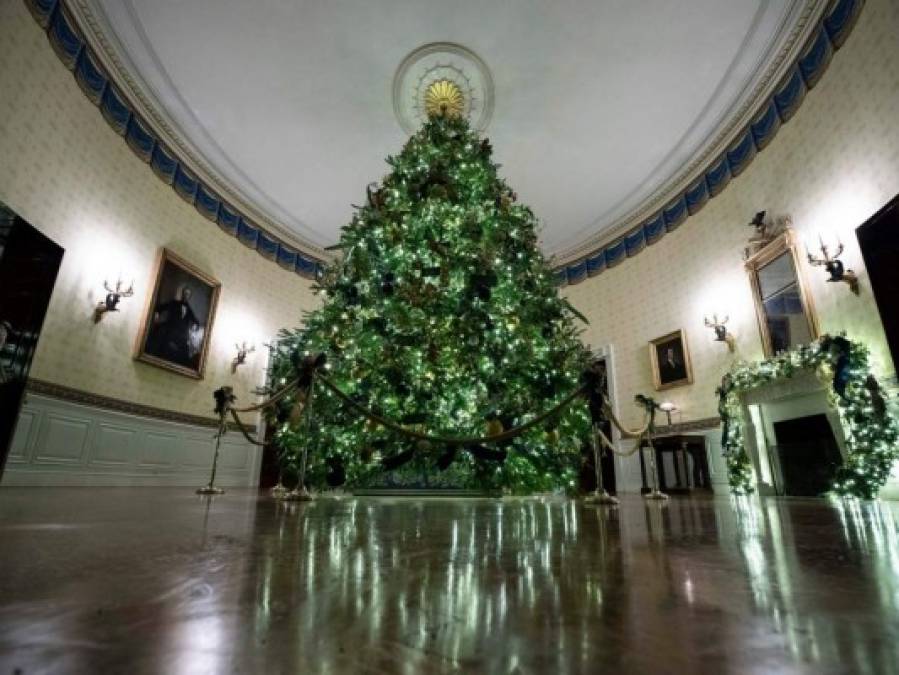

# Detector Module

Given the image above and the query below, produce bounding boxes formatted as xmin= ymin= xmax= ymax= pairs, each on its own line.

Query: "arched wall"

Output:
xmin=0 ymin=0 xmax=320 ymax=485
xmin=563 ymin=0 xmax=899 ymax=493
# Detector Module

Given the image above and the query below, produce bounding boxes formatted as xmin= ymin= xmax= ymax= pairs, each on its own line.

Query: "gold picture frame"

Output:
xmin=649 ymin=329 xmax=694 ymax=391
xmin=135 ymin=248 xmax=221 ymax=379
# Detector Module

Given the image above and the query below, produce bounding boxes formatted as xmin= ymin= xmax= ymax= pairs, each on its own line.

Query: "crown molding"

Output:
xmin=553 ymin=0 xmax=828 ymax=267
xmin=67 ymin=0 xmax=329 ymax=261
xmin=26 ymin=0 xmax=861 ymax=281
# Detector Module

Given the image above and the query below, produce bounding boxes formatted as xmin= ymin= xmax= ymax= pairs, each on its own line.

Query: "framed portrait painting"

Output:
xmin=649 ymin=329 xmax=693 ymax=391
xmin=136 ymin=248 xmax=221 ymax=379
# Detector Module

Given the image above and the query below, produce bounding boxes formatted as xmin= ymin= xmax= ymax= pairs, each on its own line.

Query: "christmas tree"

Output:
xmin=266 ymin=112 xmax=592 ymax=493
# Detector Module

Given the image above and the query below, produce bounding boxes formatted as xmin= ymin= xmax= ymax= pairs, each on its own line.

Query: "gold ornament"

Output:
xmin=485 ymin=419 xmax=504 ymax=437
xmin=287 ymin=391 xmax=308 ymax=428
xmin=545 ymin=429 xmax=559 ymax=446
xmin=425 ymin=79 xmax=464 ymax=118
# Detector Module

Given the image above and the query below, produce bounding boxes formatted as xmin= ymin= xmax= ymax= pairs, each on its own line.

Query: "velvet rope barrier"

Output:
xmin=601 ymin=398 xmax=653 ymax=439
xmin=232 ymin=380 xmax=298 ymax=413
xmin=229 ymin=408 xmax=267 ymax=447
xmin=314 ymin=371 xmax=587 ymax=447
xmin=216 ymin=355 xmax=632 ymax=455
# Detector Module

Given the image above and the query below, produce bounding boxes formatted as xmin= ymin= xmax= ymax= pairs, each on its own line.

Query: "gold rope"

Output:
xmin=229 ymin=408 xmax=267 ymax=447
xmin=216 ymin=365 xmax=651 ymax=456
xmin=591 ymin=394 xmax=656 ymax=457
xmin=315 ymin=372 xmax=586 ymax=447
xmin=602 ymin=398 xmax=652 ymax=439
xmin=233 ymin=380 xmax=299 ymax=413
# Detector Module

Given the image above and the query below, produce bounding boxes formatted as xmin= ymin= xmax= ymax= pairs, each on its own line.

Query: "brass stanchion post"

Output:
xmin=643 ymin=435 xmax=668 ymax=501
xmin=585 ymin=423 xmax=619 ymax=505
xmin=198 ymin=387 xmax=232 ymax=496
xmin=270 ymin=472 xmax=289 ymax=498
xmin=283 ymin=378 xmax=315 ymax=501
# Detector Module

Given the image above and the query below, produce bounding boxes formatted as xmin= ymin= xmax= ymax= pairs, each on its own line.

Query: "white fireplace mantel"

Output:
xmin=739 ymin=370 xmax=846 ymax=496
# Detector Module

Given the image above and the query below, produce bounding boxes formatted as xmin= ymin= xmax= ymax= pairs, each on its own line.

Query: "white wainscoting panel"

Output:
xmin=7 ymin=409 xmax=35 ymax=463
xmin=1 ymin=394 xmax=263 ymax=487
xmin=34 ymin=413 xmax=91 ymax=464
xmin=91 ymin=423 xmax=136 ymax=466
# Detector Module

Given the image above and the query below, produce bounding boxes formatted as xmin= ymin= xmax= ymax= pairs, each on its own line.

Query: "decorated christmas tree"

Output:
xmin=266 ymin=112 xmax=592 ymax=493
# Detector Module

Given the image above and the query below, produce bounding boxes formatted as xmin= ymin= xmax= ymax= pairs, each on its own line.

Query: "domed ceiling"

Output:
xmin=83 ymin=0 xmax=816 ymax=259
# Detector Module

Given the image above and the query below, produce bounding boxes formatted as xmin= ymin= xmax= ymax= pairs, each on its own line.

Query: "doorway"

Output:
xmin=856 ymin=193 xmax=899 ymax=373
xmin=0 ymin=204 xmax=64 ymax=479
xmin=773 ymin=414 xmax=842 ymax=496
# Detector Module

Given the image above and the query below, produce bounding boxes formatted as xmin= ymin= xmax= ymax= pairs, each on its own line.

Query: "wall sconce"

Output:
xmin=232 ymin=342 xmax=256 ymax=373
xmin=704 ymin=314 xmax=735 ymax=352
xmin=658 ymin=401 xmax=677 ymax=427
xmin=93 ymin=279 xmax=134 ymax=323
xmin=806 ymin=235 xmax=859 ymax=294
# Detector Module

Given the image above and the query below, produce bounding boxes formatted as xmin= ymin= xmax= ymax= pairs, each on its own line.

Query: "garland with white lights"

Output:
xmin=716 ymin=335 xmax=899 ymax=499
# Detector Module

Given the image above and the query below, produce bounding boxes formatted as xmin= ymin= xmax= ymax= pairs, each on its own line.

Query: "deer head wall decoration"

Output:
xmin=806 ymin=236 xmax=859 ymax=295
xmin=704 ymin=314 xmax=735 ymax=352
xmin=93 ymin=279 xmax=134 ymax=323
xmin=231 ymin=342 xmax=256 ymax=373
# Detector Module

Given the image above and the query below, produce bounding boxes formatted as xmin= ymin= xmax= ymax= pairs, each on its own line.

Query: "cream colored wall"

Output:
xmin=565 ymin=0 xmax=899 ymax=429
xmin=0 ymin=0 xmax=319 ymax=418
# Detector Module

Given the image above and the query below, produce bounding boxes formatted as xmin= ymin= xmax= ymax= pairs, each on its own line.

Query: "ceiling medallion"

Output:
xmin=393 ymin=42 xmax=494 ymax=134
xmin=425 ymin=79 xmax=465 ymax=118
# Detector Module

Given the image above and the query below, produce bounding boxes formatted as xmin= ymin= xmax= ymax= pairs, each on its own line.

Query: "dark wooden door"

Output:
xmin=857 ymin=194 xmax=899 ymax=373
xmin=0 ymin=206 xmax=64 ymax=478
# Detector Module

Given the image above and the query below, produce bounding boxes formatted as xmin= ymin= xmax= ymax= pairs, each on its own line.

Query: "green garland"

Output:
xmin=716 ymin=334 xmax=899 ymax=499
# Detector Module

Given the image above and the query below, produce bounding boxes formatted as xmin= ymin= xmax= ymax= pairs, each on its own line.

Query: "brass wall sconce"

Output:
xmin=806 ymin=236 xmax=860 ymax=294
xmin=704 ymin=314 xmax=735 ymax=352
xmin=231 ymin=342 xmax=256 ymax=373
xmin=93 ymin=279 xmax=134 ymax=323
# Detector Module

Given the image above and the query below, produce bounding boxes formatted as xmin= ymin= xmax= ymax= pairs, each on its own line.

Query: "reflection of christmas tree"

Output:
xmin=268 ymin=113 xmax=591 ymax=493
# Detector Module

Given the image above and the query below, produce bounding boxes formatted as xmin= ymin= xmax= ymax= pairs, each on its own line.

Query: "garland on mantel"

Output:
xmin=716 ymin=335 xmax=899 ymax=499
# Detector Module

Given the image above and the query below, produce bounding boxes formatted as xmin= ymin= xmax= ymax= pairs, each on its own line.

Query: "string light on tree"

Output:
xmin=265 ymin=113 xmax=593 ymax=493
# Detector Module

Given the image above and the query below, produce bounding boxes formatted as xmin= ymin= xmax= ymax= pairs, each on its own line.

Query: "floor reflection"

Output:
xmin=1 ymin=490 xmax=899 ymax=673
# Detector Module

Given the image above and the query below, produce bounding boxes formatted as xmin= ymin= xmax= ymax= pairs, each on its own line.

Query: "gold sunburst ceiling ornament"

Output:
xmin=424 ymin=79 xmax=465 ymax=118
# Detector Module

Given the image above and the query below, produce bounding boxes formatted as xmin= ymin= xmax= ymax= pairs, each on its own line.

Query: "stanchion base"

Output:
xmin=643 ymin=490 xmax=669 ymax=500
xmin=281 ymin=488 xmax=314 ymax=502
xmin=196 ymin=485 xmax=225 ymax=496
xmin=270 ymin=484 xmax=289 ymax=499
xmin=585 ymin=490 xmax=619 ymax=505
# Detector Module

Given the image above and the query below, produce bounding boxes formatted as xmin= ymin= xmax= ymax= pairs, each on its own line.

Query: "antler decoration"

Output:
xmin=231 ymin=342 xmax=256 ymax=373
xmin=93 ymin=279 xmax=135 ymax=323
xmin=704 ymin=314 xmax=735 ymax=352
xmin=806 ymin=235 xmax=859 ymax=295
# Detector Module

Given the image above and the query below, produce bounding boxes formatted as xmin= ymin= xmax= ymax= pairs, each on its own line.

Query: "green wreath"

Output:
xmin=716 ymin=334 xmax=899 ymax=499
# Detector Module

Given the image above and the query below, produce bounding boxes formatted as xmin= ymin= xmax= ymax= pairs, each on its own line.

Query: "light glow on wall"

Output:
xmin=800 ymin=181 xmax=880 ymax=246
xmin=213 ymin=307 xmax=266 ymax=374
xmin=66 ymin=212 xmax=145 ymax=312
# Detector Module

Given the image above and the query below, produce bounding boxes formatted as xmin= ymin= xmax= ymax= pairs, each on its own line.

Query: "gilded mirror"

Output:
xmin=745 ymin=230 xmax=819 ymax=357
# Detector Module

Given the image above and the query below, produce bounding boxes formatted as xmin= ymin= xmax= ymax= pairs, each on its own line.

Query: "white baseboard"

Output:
xmin=2 ymin=394 xmax=262 ymax=488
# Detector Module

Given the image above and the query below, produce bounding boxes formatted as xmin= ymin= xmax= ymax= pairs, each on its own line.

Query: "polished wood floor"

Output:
xmin=1 ymin=489 xmax=898 ymax=674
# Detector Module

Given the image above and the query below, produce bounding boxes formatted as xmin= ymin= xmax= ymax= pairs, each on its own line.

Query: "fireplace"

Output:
xmin=741 ymin=371 xmax=847 ymax=496
xmin=772 ymin=414 xmax=843 ymax=497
